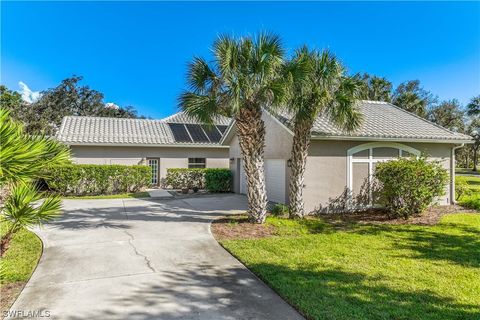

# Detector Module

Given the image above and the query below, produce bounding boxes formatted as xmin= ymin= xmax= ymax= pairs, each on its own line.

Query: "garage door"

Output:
xmin=239 ymin=159 xmax=286 ymax=204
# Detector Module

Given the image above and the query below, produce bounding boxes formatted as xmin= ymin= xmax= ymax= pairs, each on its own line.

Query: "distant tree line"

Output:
xmin=354 ymin=73 xmax=479 ymax=171
xmin=0 ymin=76 xmax=144 ymax=136
xmin=0 ymin=73 xmax=478 ymax=171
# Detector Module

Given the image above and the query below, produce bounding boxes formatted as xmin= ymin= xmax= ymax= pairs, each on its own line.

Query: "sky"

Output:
xmin=1 ymin=1 xmax=479 ymax=119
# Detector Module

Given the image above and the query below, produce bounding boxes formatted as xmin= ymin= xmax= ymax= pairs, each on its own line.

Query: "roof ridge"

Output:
xmin=160 ymin=111 xmax=184 ymax=122
xmin=383 ymin=102 xmax=468 ymax=137
xmin=361 ymin=99 xmax=389 ymax=105
xmin=63 ymin=115 xmax=162 ymax=122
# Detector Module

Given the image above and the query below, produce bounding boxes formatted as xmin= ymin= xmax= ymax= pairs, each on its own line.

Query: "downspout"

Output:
xmin=451 ymin=143 xmax=465 ymax=204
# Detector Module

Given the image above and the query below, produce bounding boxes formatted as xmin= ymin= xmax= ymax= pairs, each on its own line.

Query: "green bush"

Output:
xmin=166 ymin=168 xmax=231 ymax=192
xmin=44 ymin=164 xmax=151 ymax=195
xmin=270 ymin=203 xmax=289 ymax=217
xmin=374 ymin=157 xmax=448 ymax=219
xmin=205 ymin=169 xmax=232 ymax=192
xmin=455 ymin=179 xmax=471 ymax=200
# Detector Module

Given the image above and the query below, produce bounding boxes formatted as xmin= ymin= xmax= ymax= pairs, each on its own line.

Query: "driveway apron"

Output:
xmin=8 ymin=195 xmax=303 ymax=320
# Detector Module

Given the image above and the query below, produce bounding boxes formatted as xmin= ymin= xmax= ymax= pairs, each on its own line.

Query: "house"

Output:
xmin=56 ymin=112 xmax=231 ymax=186
xmin=221 ymin=100 xmax=473 ymax=213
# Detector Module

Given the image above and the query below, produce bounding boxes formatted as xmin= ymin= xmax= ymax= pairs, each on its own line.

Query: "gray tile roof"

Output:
xmin=57 ymin=112 xmax=232 ymax=145
xmin=274 ymin=100 xmax=472 ymax=142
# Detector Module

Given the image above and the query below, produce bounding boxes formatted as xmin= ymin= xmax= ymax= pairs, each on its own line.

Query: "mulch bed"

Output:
xmin=212 ymin=205 xmax=478 ymax=241
xmin=0 ymin=281 xmax=25 ymax=317
xmin=322 ymin=205 xmax=478 ymax=226
xmin=211 ymin=215 xmax=276 ymax=241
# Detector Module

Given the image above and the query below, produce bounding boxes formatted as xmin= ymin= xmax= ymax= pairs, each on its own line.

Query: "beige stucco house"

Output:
xmin=56 ymin=112 xmax=230 ymax=186
xmin=221 ymin=101 xmax=473 ymax=213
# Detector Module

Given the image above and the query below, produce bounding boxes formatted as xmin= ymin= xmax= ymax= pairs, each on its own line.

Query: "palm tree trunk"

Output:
xmin=289 ymin=119 xmax=314 ymax=219
xmin=235 ymin=105 xmax=268 ymax=223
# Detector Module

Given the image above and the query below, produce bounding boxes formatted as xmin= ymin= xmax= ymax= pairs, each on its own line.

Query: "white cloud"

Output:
xmin=18 ymin=81 xmax=41 ymax=103
xmin=105 ymin=102 xmax=120 ymax=110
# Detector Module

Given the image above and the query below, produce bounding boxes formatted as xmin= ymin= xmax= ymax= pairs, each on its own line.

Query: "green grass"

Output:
xmin=220 ymin=214 xmax=480 ymax=320
xmin=0 ymin=222 xmax=42 ymax=284
xmin=62 ymin=191 xmax=150 ymax=199
xmin=457 ymin=175 xmax=480 ymax=210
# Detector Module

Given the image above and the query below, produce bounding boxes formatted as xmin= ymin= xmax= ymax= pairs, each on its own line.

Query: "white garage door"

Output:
xmin=239 ymin=159 xmax=286 ymax=204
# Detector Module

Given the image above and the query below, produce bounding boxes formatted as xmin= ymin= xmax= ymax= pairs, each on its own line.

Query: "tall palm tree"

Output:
xmin=285 ymin=48 xmax=362 ymax=218
xmin=179 ymin=33 xmax=286 ymax=223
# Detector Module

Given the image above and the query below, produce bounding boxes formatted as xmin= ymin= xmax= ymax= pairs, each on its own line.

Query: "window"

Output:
xmin=347 ymin=142 xmax=421 ymax=206
xmin=188 ymin=158 xmax=206 ymax=169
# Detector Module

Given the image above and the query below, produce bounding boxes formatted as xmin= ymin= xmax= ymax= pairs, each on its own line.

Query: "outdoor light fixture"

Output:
xmin=287 ymin=159 xmax=292 ymax=167
xmin=229 ymin=157 xmax=235 ymax=163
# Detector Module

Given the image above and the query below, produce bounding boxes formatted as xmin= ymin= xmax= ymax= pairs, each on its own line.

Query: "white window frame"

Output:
xmin=346 ymin=142 xmax=421 ymax=205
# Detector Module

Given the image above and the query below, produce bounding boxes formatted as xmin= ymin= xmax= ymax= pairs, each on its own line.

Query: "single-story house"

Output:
xmin=56 ymin=112 xmax=231 ymax=186
xmin=221 ymin=100 xmax=473 ymax=213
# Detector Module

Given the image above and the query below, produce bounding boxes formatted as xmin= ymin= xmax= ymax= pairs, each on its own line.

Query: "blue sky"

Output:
xmin=2 ymin=1 xmax=479 ymax=119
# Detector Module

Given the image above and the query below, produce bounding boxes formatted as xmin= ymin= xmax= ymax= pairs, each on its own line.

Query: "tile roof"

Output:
xmin=273 ymin=100 xmax=472 ymax=142
xmin=160 ymin=111 xmax=231 ymax=126
xmin=57 ymin=112 xmax=232 ymax=145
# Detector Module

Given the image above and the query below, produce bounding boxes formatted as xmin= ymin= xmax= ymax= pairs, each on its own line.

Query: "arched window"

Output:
xmin=346 ymin=142 xmax=420 ymax=204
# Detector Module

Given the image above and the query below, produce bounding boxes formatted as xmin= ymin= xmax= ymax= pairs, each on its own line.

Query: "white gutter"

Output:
xmin=311 ymin=135 xmax=474 ymax=144
xmin=451 ymin=143 xmax=465 ymax=204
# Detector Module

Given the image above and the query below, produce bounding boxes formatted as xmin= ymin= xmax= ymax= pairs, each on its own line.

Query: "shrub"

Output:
xmin=455 ymin=179 xmax=471 ymax=200
xmin=44 ymin=164 xmax=151 ymax=195
xmin=205 ymin=169 xmax=232 ymax=192
xmin=165 ymin=169 xmax=206 ymax=189
xmin=374 ymin=157 xmax=448 ymax=218
xmin=165 ymin=168 xmax=231 ymax=192
xmin=270 ymin=203 xmax=289 ymax=217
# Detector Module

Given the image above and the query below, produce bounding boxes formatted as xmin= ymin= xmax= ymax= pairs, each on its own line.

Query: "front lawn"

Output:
xmin=215 ymin=214 xmax=480 ymax=320
xmin=62 ymin=191 xmax=150 ymax=199
xmin=457 ymin=175 xmax=480 ymax=210
xmin=0 ymin=222 xmax=42 ymax=314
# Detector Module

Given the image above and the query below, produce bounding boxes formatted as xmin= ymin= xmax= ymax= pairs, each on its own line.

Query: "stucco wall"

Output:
xmin=228 ymin=112 xmax=455 ymax=213
xmin=303 ymin=140 xmax=454 ymax=212
xmin=70 ymin=145 xmax=229 ymax=180
xmin=229 ymin=111 xmax=293 ymax=193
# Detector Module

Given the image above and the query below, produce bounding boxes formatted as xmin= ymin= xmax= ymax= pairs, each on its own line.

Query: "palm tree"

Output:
xmin=0 ymin=108 xmax=70 ymax=255
xmin=285 ymin=48 xmax=362 ymax=218
xmin=179 ymin=33 xmax=286 ymax=223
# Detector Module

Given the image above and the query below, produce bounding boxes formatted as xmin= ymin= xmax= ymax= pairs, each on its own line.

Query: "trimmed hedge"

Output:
xmin=374 ymin=157 xmax=448 ymax=218
xmin=166 ymin=168 xmax=232 ymax=192
xmin=44 ymin=164 xmax=151 ymax=195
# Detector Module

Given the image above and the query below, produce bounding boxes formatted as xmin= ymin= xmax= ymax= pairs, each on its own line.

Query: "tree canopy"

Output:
xmin=0 ymin=76 xmax=144 ymax=135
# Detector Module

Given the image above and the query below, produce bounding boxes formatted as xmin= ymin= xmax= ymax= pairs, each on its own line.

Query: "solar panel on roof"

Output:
xmin=168 ymin=123 xmax=192 ymax=142
xmin=185 ymin=124 xmax=210 ymax=143
xmin=202 ymin=125 xmax=222 ymax=143
xmin=217 ymin=125 xmax=228 ymax=134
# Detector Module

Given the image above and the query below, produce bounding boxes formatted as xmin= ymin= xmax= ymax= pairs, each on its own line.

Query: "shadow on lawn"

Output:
xmin=250 ymin=265 xmax=480 ymax=320
xmin=351 ymin=219 xmax=480 ymax=268
xmin=60 ymin=263 xmax=479 ymax=320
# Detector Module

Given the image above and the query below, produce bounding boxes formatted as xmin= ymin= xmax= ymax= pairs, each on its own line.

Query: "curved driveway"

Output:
xmin=9 ymin=195 xmax=303 ymax=320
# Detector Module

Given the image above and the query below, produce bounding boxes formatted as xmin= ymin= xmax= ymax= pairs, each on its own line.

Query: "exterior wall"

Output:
xmin=70 ymin=145 xmax=229 ymax=180
xmin=229 ymin=111 xmax=293 ymax=194
xmin=228 ymin=112 xmax=456 ymax=213
xmin=303 ymin=140 xmax=454 ymax=213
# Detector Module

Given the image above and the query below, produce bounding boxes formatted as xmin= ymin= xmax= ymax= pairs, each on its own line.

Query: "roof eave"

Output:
xmin=61 ymin=142 xmax=229 ymax=148
xmin=310 ymin=135 xmax=474 ymax=144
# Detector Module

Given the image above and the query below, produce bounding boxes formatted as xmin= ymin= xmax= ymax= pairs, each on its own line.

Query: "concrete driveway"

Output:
xmin=9 ymin=195 xmax=303 ymax=320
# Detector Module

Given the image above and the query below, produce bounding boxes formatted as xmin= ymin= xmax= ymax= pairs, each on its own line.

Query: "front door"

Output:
xmin=147 ymin=158 xmax=159 ymax=186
